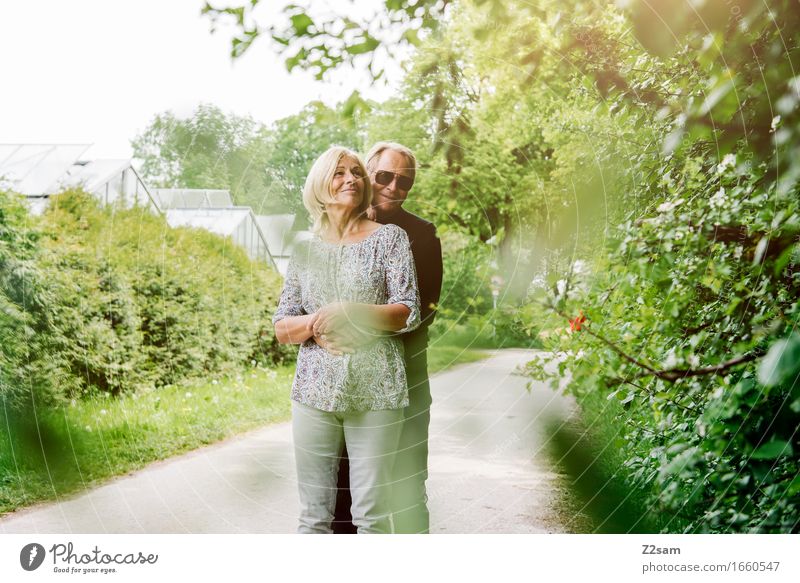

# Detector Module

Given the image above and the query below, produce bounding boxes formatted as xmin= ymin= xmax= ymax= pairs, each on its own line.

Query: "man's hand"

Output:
xmin=311 ymin=303 xmax=376 ymax=354
xmin=313 ymin=331 xmax=343 ymax=356
xmin=312 ymin=302 xmax=354 ymax=337
xmin=313 ymin=330 xmax=351 ymax=355
xmin=314 ymin=326 xmax=375 ymax=354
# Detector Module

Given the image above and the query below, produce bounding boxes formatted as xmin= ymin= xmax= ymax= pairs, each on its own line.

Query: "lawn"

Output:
xmin=0 ymin=345 xmax=490 ymax=516
xmin=0 ymin=366 xmax=294 ymax=515
xmin=428 ymin=344 xmax=492 ymax=373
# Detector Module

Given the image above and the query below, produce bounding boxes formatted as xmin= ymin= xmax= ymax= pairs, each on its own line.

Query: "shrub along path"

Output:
xmin=0 ymin=349 xmax=575 ymax=533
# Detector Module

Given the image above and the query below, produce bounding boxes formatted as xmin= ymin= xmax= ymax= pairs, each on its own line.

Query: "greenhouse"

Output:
xmin=152 ymin=188 xmax=233 ymax=209
xmin=255 ymin=214 xmax=310 ymax=275
xmin=0 ymin=143 xmax=157 ymax=214
xmin=165 ymin=207 xmax=277 ymax=269
xmin=0 ymin=145 xmax=282 ymax=269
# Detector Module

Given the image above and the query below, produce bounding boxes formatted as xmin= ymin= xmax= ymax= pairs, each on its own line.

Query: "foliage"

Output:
xmin=0 ymin=188 xmax=290 ymax=410
xmin=131 ymin=103 xmax=275 ymax=211
xmin=523 ymin=0 xmax=800 ymax=532
xmin=0 ymin=190 xmax=69 ymax=407
xmin=261 ymin=100 xmax=365 ymax=216
xmin=132 ymin=101 xmax=364 ymax=217
xmin=202 ymin=0 xmax=450 ymax=78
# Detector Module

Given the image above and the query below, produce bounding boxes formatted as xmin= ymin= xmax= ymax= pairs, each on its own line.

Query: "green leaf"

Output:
xmin=787 ymin=474 xmax=800 ymax=496
xmin=773 ymin=243 xmax=798 ymax=277
xmin=757 ymin=333 xmax=800 ymax=387
xmin=698 ymin=79 xmax=735 ymax=116
xmin=402 ymin=28 xmax=421 ymax=45
xmin=290 ymin=13 xmax=314 ymax=36
xmin=791 ymin=397 xmax=800 ymax=414
xmin=347 ymin=36 xmax=379 ymax=55
xmin=751 ymin=439 xmax=793 ymax=460
xmin=752 ymin=236 xmax=769 ymax=266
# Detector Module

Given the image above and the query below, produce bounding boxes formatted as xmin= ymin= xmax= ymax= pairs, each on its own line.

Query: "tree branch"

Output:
xmin=542 ymin=302 xmax=760 ymax=384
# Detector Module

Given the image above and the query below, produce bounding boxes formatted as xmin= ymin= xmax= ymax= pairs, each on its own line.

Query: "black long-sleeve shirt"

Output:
xmin=377 ymin=208 xmax=443 ymax=367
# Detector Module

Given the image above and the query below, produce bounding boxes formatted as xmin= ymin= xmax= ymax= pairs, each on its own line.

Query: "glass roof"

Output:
xmin=152 ymin=189 xmax=233 ymax=210
xmin=165 ymin=208 xmax=252 ymax=236
xmin=62 ymin=159 xmax=132 ymax=192
xmin=0 ymin=144 xmax=90 ymax=194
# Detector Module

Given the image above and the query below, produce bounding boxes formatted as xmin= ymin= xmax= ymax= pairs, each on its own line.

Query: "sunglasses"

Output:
xmin=373 ymin=170 xmax=414 ymax=191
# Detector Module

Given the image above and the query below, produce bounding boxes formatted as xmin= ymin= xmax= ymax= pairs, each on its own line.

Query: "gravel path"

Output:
xmin=1 ymin=349 xmax=576 ymax=534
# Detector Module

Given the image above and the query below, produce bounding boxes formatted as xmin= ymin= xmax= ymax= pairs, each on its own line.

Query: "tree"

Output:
xmin=200 ymin=0 xmax=800 ymax=531
xmin=202 ymin=0 xmax=452 ymax=79
xmin=131 ymin=103 xmax=274 ymax=211
xmin=261 ymin=99 xmax=366 ymax=216
xmin=523 ymin=0 xmax=800 ymax=532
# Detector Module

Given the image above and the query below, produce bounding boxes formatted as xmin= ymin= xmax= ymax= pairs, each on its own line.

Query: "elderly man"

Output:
xmin=318 ymin=141 xmax=443 ymax=534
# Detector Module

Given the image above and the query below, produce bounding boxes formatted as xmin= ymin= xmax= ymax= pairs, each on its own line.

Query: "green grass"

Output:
xmin=0 ymin=366 xmax=294 ymax=515
xmin=427 ymin=344 xmax=492 ymax=374
xmin=0 ymin=348 xmax=492 ymax=516
xmin=545 ymin=389 xmax=664 ymax=533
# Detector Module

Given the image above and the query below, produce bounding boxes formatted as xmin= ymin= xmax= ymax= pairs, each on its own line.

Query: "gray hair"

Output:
xmin=365 ymin=141 xmax=417 ymax=182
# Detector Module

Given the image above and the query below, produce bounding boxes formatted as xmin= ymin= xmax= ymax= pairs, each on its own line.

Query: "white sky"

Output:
xmin=0 ymin=0 xmax=399 ymax=160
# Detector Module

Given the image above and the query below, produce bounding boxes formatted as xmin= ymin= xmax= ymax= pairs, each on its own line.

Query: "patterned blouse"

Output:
xmin=273 ymin=224 xmax=421 ymax=412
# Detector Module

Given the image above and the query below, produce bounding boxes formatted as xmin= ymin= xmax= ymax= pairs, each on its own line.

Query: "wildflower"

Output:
xmin=657 ymin=198 xmax=684 ymax=213
xmin=710 ymin=187 xmax=727 ymax=208
xmin=716 ymin=153 xmax=736 ymax=173
xmin=572 ymin=260 xmax=588 ymax=275
xmin=569 ymin=311 xmax=587 ymax=332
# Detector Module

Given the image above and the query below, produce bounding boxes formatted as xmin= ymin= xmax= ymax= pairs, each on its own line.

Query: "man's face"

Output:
xmin=370 ymin=149 xmax=414 ymax=218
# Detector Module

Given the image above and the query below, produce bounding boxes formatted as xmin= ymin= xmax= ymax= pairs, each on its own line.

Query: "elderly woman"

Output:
xmin=272 ymin=146 xmax=420 ymax=534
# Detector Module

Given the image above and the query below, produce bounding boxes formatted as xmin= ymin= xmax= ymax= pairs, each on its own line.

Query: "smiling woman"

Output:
xmin=301 ymin=147 xmax=372 ymax=239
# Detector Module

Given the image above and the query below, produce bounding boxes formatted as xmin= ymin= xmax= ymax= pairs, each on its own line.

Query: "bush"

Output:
xmin=1 ymin=190 xmax=80 ymax=407
xmin=430 ymin=228 xmax=540 ymax=348
xmin=1 ymin=188 xmax=290 ymax=408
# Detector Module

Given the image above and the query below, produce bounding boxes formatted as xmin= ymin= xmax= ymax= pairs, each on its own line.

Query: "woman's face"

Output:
xmin=328 ymin=155 xmax=365 ymax=210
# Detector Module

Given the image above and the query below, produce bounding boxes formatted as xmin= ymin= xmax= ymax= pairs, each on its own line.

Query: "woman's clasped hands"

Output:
xmin=307 ymin=302 xmax=373 ymax=356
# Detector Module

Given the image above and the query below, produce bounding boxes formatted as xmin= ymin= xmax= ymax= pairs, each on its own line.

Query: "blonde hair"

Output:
xmin=302 ymin=146 xmax=372 ymax=234
xmin=365 ymin=141 xmax=417 ymax=182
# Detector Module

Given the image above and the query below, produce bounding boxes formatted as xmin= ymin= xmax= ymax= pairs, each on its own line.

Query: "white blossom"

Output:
xmin=657 ymin=198 xmax=685 ymax=213
xmin=716 ymin=153 xmax=736 ymax=173
xmin=572 ymin=259 xmax=588 ymax=275
xmin=710 ymin=187 xmax=727 ymax=208
xmin=663 ymin=350 xmax=679 ymax=369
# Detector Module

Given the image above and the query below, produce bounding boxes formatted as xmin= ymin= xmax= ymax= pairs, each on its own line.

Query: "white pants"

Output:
xmin=291 ymin=401 xmax=404 ymax=534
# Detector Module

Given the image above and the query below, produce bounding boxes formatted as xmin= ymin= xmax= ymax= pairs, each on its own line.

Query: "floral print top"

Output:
xmin=273 ymin=224 xmax=420 ymax=412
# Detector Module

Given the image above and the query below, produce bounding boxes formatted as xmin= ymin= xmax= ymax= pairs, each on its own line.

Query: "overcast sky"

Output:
xmin=0 ymin=0 xmax=397 ymax=160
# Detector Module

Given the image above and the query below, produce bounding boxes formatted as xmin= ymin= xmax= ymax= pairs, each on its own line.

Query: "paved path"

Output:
xmin=0 ymin=349 xmax=575 ymax=534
